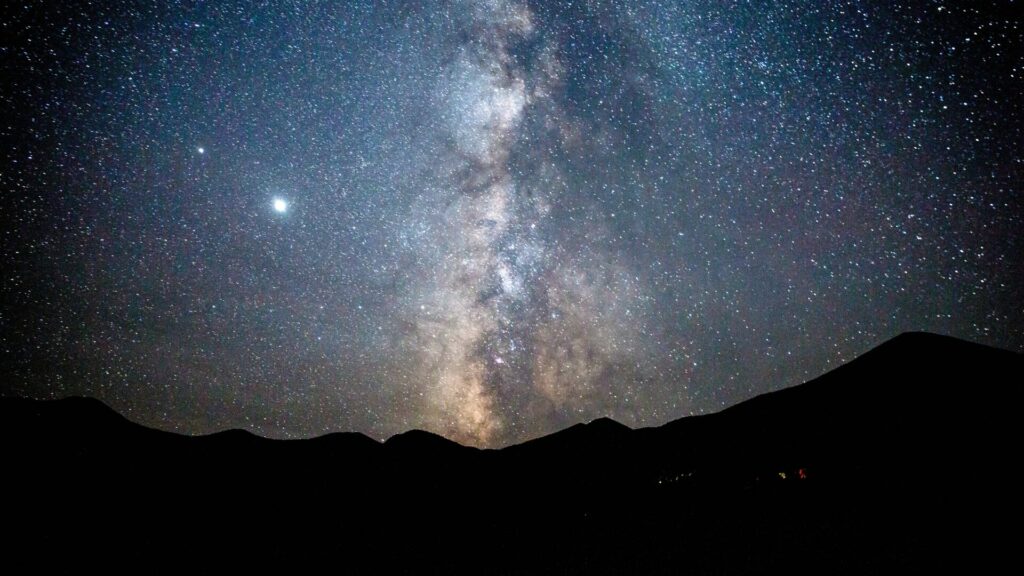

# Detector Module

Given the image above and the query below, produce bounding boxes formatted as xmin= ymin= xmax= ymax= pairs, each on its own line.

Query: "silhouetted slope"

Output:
xmin=385 ymin=428 xmax=473 ymax=453
xmin=512 ymin=416 xmax=632 ymax=451
xmin=636 ymin=331 xmax=1022 ymax=486
xmin=1 ymin=332 xmax=1020 ymax=574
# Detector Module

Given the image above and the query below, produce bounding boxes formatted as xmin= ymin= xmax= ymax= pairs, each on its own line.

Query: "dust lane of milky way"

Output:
xmin=1 ymin=1 xmax=1021 ymax=446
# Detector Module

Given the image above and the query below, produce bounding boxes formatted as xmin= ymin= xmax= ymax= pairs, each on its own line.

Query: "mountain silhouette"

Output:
xmin=384 ymin=428 xmax=470 ymax=452
xmin=2 ymin=332 xmax=1020 ymax=574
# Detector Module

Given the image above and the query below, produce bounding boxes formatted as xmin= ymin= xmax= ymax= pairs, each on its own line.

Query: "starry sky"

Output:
xmin=2 ymin=0 xmax=1021 ymax=447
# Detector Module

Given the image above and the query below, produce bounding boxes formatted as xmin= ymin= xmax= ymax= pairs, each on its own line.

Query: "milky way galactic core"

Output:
xmin=2 ymin=1 xmax=1021 ymax=446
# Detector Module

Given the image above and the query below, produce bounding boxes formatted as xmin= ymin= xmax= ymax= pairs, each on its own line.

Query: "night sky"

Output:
xmin=2 ymin=1 xmax=1021 ymax=447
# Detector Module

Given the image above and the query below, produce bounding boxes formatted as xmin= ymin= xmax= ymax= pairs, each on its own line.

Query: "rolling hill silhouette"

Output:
xmin=2 ymin=332 xmax=1020 ymax=574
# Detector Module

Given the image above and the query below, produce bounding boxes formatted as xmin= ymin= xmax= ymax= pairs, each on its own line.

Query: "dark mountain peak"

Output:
xmin=48 ymin=395 xmax=114 ymax=410
xmin=308 ymin=431 xmax=381 ymax=447
xmin=507 ymin=416 xmax=632 ymax=454
xmin=860 ymin=330 xmax=1019 ymax=364
xmin=657 ymin=331 xmax=1022 ymax=435
xmin=1 ymin=395 xmax=117 ymax=417
xmin=587 ymin=417 xmax=631 ymax=432
xmin=889 ymin=330 xmax=953 ymax=342
xmin=202 ymin=428 xmax=263 ymax=442
xmin=385 ymin=428 xmax=469 ymax=452
xmin=873 ymin=331 xmax=997 ymax=357
xmin=1 ymin=395 xmax=136 ymax=436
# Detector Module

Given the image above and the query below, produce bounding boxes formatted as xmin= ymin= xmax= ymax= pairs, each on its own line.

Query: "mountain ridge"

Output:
xmin=3 ymin=330 xmax=1021 ymax=574
xmin=2 ymin=331 xmax=1019 ymax=451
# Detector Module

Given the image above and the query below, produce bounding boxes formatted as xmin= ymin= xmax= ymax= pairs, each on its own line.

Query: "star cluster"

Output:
xmin=2 ymin=1 xmax=1021 ymax=446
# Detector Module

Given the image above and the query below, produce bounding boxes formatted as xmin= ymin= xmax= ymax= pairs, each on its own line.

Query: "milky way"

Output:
xmin=396 ymin=1 xmax=654 ymax=444
xmin=2 ymin=1 xmax=1021 ymax=446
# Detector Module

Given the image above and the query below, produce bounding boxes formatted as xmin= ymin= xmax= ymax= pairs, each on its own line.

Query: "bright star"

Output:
xmin=273 ymin=197 xmax=288 ymax=213
xmin=197 ymin=146 xmax=205 ymax=154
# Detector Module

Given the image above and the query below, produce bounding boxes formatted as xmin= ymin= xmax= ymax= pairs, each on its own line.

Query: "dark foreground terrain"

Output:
xmin=2 ymin=332 xmax=1021 ymax=574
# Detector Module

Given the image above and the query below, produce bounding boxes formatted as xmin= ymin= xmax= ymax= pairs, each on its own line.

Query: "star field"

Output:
xmin=2 ymin=1 xmax=1021 ymax=446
